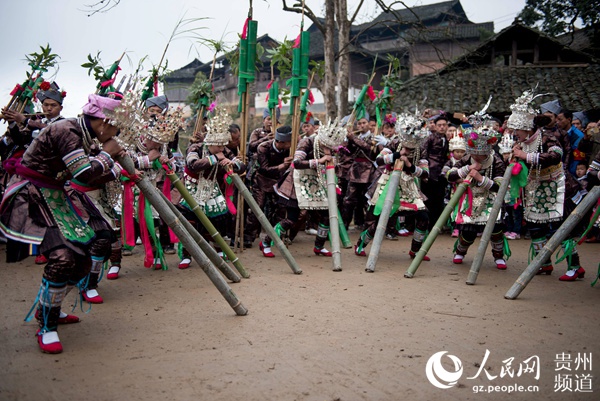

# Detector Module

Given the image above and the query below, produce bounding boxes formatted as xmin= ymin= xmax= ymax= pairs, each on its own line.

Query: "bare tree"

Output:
xmin=282 ymin=0 xmax=338 ymax=119
xmin=81 ymin=0 xmax=121 ymax=16
xmin=335 ymin=0 xmax=365 ymax=118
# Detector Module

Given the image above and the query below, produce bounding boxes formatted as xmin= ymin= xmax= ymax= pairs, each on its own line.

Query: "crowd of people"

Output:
xmin=1 ymin=83 xmax=599 ymax=355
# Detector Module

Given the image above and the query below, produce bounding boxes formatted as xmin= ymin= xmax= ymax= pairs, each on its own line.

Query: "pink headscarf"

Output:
xmin=82 ymin=94 xmax=121 ymax=119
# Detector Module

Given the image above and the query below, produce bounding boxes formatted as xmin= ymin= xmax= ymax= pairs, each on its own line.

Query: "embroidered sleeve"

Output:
xmin=136 ymin=155 xmax=152 ymax=169
xmin=63 ymin=149 xmax=92 ymax=178
xmin=186 ymin=151 xmax=200 ymax=165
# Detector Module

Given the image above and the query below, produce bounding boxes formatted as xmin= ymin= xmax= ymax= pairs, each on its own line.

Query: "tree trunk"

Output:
xmin=335 ymin=0 xmax=350 ymax=119
xmin=323 ymin=0 xmax=337 ymax=120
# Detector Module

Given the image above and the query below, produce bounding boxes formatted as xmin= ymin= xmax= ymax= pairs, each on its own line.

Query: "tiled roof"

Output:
xmin=393 ymin=64 xmax=600 ymax=114
xmin=358 ymin=0 xmax=467 ymax=28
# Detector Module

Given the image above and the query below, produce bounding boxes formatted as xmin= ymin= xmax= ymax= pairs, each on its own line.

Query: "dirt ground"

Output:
xmin=0 ymin=230 xmax=598 ymax=401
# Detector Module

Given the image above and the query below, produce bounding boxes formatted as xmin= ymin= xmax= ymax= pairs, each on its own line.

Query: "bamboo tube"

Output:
xmin=162 ymin=168 xmax=249 ymax=278
xmin=157 ymin=191 xmax=241 ymax=283
xmin=366 ymin=160 xmax=403 ymax=272
xmin=466 ymin=165 xmax=513 ymax=285
xmin=116 ymin=154 xmax=248 ymax=316
xmin=326 ymin=162 xmax=342 ymax=271
xmin=505 ymin=186 xmax=600 ymax=300
xmin=290 ymin=97 xmax=302 ymax=155
xmin=229 ymin=171 xmax=303 ymax=274
xmin=404 ymin=180 xmax=471 ymax=278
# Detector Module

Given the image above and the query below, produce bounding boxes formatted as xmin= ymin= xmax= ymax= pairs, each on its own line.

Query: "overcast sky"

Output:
xmin=0 ymin=0 xmax=526 ymax=128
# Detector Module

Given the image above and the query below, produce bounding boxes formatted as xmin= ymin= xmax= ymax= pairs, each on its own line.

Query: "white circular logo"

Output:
xmin=425 ymin=351 xmax=463 ymax=389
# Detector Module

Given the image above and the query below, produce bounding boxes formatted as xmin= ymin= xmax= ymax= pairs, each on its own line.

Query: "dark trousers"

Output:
xmin=341 ymin=182 xmax=369 ymax=228
xmin=422 ymin=178 xmax=447 ymax=231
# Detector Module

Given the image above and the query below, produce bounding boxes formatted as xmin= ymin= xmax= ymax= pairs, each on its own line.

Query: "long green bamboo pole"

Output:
xmin=229 ymin=171 xmax=303 ymax=274
xmin=404 ymin=180 xmax=471 ymax=278
xmin=161 ymin=167 xmax=249 ymax=278
xmin=505 ymin=186 xmax=600 ymax=300
xmin=156 ymin=190 xmax=241 ymax=283
xmin=338 ymin=210 xmax=352 ymax=248
xmin=326 ymin=162 xmax=342 ymax=271
xmin=366 ymin=160 xmax=403 ymax=272
xmin=467 ymin=166 xmax=512 ymax=285
xmin=116 ymin=154 xmax=248 ymax=315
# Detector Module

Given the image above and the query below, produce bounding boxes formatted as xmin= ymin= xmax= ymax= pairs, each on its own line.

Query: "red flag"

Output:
xmin=308 ymin=90 xmax=315 ymax=105
xmin=293 ymin=34 xmax=301 ymax=48
xmin=241 ymin=18 xmax=249 ymax=39
xmin=366 ymin=86 xmax=376 ymax=101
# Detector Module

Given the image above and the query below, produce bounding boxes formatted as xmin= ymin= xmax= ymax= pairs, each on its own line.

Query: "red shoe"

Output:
xmin=314 ymin=247 xmax=332 ymax=257
xmin=585 ymin=236 xmax=600 ymax=243
xmin=82 ymin=289 xmax=104 ymax=304
xmin=178 ymin=258 xmax=191 ymax=269
xmin=35 ymin=255 xmax=48 ymax=265
xmin=495 ymin=259 xmax=507 ymax=270
xmin=354 ymin=245 xmax=367 ymax=257
xmin=106 ymin=265 xmax=120 ymax=280
xmin=153 ymin=258 xmax=162 ymax=270
xmin=559 ymin=267 xmax=585 ymax=281
xmin=409 ymin=250 xmax=430 ymax=261
xmin=37 ymin=330 xmax=63 ymax=354
xmin=259 ymin=242 xmax=275 ymax=258
xmin=35 ymin=310 xmax=80 ymax=324
xmin=58 ymin=314 xmax=80 ymax=324
xmin=452 ymin=254 xmax=464 ymax=264
xmin=536 ymin=265 xmax=554 ymax=275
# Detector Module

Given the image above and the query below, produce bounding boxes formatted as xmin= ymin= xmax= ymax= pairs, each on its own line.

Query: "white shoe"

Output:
xmin=305 ymin=228 xmax=318 ymax=236
xmin=107 ymin=265 xmax=120 ymax=280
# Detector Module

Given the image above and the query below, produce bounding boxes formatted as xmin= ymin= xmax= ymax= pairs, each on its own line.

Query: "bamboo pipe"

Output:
xmin=366 ymin=160 xmax=403 ymax=272
xmin=161 ymin=166 xmax=249 ymax=278
xmin=326 ymin=161 xmax=342 ymax=271
xmin=404 ymin=180 xmax=471 ymax=278
xmin=467 ymin=165 xmax=513 ymax=285
xmin=228 ymin=171 xmax=303 ymax=274
xmin=505 ymin=186 xmax=600 ymax=300
xmin=116 ymin=154 xmax=248 ymax=315
xmin=156 ymin=190 xmax=241 ymax=283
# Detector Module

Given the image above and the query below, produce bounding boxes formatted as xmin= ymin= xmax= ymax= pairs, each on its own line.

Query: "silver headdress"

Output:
xmin=204 ymin=107 xmax=232 ymax=146
xmin=449 ymin=131 xmax=466 ymax=151
xmin=105 ymin=88 xmax=147 ymax=151
xmin=316 ymin=118 xmax=346 ymax=149
xmin=498 ymin=132 xmax=515 ymax=154
xmin=394 ymin=111 xmax=428 ymax=149
xmin=506 ymin=89 xmax=546 ymax=131
xmin=461 ymin=96 xmax=500 ymax=156
xmin=145 ymin=106 xmax=186 ymax=145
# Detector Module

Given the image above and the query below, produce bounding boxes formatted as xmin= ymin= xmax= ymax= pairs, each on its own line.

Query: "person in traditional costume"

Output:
xmin=66 ymin=92 xmax=126 ymax=299
xmin=243 ymin=125 xmax=292 ymax=248
xmin=145 ymin=95 xmax=177 ymax=256
xmin=263 ymin=119 xmax=347 ymax=258
xmin=1 ymin=82 xmax=66 ymax=264
xmin=124 ymin=102 xmax=182 ymax=271
xmin=498 ymin=133 xmax=524 ymax=240
xmin=178 ymin=107 xmax=244 ymax=269
xmin=442 ymin=130 xmax=467 ymax=238
xmin=246 ymin=108 xmax=276 ymax=187
xmin=340 ymin=113 xmax=377 ymax=230
xmin=353 ymin=112 xmax=430 ymax=260
xmin=508 ymin=91 xmax=569 ymax=277
xmin=446 ymin=104 xmax=509 ymax=269
xmin=420 ymin=115 xmax=450 ymax=231
xmin=0 ymin=94 xmax=123 ymax=353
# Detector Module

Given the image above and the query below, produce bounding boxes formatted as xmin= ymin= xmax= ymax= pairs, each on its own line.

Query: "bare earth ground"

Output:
xmin=0 ymin=231 xmax=598 ymax=401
